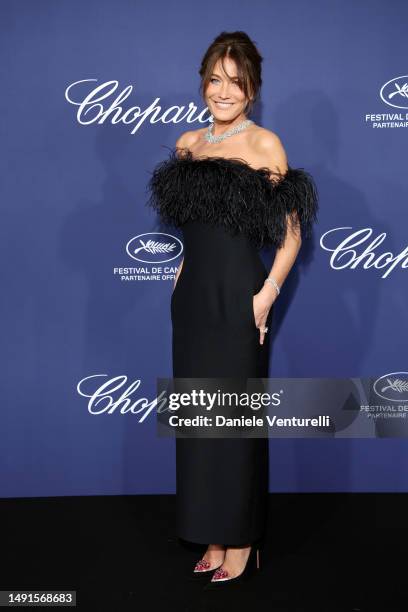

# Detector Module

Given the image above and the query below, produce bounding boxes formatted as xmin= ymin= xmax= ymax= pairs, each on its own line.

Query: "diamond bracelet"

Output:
xmin=264 ymin=276 xmax=280 ymax=296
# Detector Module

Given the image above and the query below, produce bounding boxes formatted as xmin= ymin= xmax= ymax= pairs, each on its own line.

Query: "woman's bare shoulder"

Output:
xmin=251 ymin=126 xmax=285 ymax=152
xmin=175 ymin=127 xmax=206 ymax=152
xmin=251 ymin=126 xmax=288 ymax=174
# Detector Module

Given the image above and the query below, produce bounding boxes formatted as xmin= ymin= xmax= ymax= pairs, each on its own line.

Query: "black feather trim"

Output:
xmin=145 ymin=146 xmax=319 ymax=250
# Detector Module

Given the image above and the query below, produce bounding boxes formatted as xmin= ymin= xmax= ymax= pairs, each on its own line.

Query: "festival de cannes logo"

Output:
xmin=126 ymin=232 xmax=183 ymax=264
xmin=373 ymin=372 xmax=408 ymax=402
xmin=380 ymin=75 xmax=408 ymax=109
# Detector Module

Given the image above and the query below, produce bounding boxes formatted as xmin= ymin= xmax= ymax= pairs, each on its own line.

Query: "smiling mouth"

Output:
xmin=213 ymin=101 xmax=234 ymax=108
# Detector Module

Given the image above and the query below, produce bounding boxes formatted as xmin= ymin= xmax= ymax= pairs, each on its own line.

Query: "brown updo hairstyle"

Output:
xmin=198 ymin=31 xmax=263 ymax=116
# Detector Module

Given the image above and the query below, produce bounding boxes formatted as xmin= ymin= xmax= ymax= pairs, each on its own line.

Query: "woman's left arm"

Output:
xmin=254 ymin=132 xmax=303 ymax=344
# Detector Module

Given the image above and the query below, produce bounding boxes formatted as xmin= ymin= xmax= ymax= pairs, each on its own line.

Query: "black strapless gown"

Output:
xmin=147 ymin=147 xmax=318 ymax=545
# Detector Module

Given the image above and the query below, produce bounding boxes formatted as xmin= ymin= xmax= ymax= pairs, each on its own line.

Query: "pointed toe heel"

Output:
xmin=203 ymin=543 xmax=261 ymax=590
xmin=187 ymin=557 xmax=223 ymax=582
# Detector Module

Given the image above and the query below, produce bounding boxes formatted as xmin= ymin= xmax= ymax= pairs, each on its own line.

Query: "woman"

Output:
xmin=147 ymin=31 xmax=318 ymax=588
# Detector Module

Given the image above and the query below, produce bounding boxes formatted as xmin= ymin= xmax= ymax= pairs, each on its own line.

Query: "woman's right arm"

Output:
xmin=174 ymin=258 xmax=184 ymax=289
xmin=172 ymin=129 xmax=198 ymax=289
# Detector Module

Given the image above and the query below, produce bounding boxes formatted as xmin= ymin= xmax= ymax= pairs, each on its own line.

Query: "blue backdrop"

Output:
xmin=1 ymin=0 xmax=407 ymax=497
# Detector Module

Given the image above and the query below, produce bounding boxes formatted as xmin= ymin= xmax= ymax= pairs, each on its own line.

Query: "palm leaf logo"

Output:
xmin=380 ymin=377 xmax=408 ymax=393
xmin=133 ymin=239 xmax=177 ymax=255
xmin=389 ymin=82 xmax=408 ymax=99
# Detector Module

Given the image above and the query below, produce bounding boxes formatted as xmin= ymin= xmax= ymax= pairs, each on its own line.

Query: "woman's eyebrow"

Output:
xmin=211 ymin=72 xmax=239 ymax=80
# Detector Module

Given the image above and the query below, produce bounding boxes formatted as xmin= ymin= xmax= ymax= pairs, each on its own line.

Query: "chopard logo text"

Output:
xmin=320 ymin=227 xmax=408 ymax=278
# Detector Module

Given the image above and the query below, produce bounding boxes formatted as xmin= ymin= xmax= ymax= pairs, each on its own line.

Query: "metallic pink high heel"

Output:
xmin=194 ymin=559 xmax=221 ymax=573
xmin=188 ymin=556 xmax=224 ymax=582
xmin=203 ymin=545 xmax=260 ymax=589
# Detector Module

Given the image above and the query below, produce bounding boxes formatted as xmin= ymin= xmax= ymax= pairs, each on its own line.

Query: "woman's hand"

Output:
xmin=253 ymin=285 xmax=277 ymax=345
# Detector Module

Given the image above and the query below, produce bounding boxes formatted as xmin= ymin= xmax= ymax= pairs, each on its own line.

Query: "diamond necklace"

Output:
xmin=204 ymin=118 xmax=254 ymax=144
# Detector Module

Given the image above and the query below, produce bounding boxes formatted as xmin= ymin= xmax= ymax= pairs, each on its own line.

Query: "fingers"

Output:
xmin=257 ymin=320 xmax=269 ymax=345
xmin=253 ymin=294 xmax=270 ymax=345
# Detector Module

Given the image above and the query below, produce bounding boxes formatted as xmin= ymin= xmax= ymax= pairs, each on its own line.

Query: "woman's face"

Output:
xmin=204 ymin=57 xmax=250 ymax=122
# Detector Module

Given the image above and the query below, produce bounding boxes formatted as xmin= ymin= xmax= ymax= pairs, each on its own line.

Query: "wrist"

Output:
xmin=264 ymin=275 xmax=280 ymax=298
xmin=260 ymin=283 xmax=278 ymax=306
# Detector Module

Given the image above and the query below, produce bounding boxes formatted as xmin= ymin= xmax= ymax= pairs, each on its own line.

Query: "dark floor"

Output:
xmin=1 ymin=493 xmax=406 ymax=611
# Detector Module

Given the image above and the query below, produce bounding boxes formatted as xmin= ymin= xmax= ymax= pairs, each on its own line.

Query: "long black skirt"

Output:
xmin=171 ymin=220 xmax=272 ymax=546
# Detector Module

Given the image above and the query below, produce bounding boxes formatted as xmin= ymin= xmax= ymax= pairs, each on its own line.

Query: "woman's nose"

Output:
xmin=220 ymin=81 xmax=232 ymax=98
